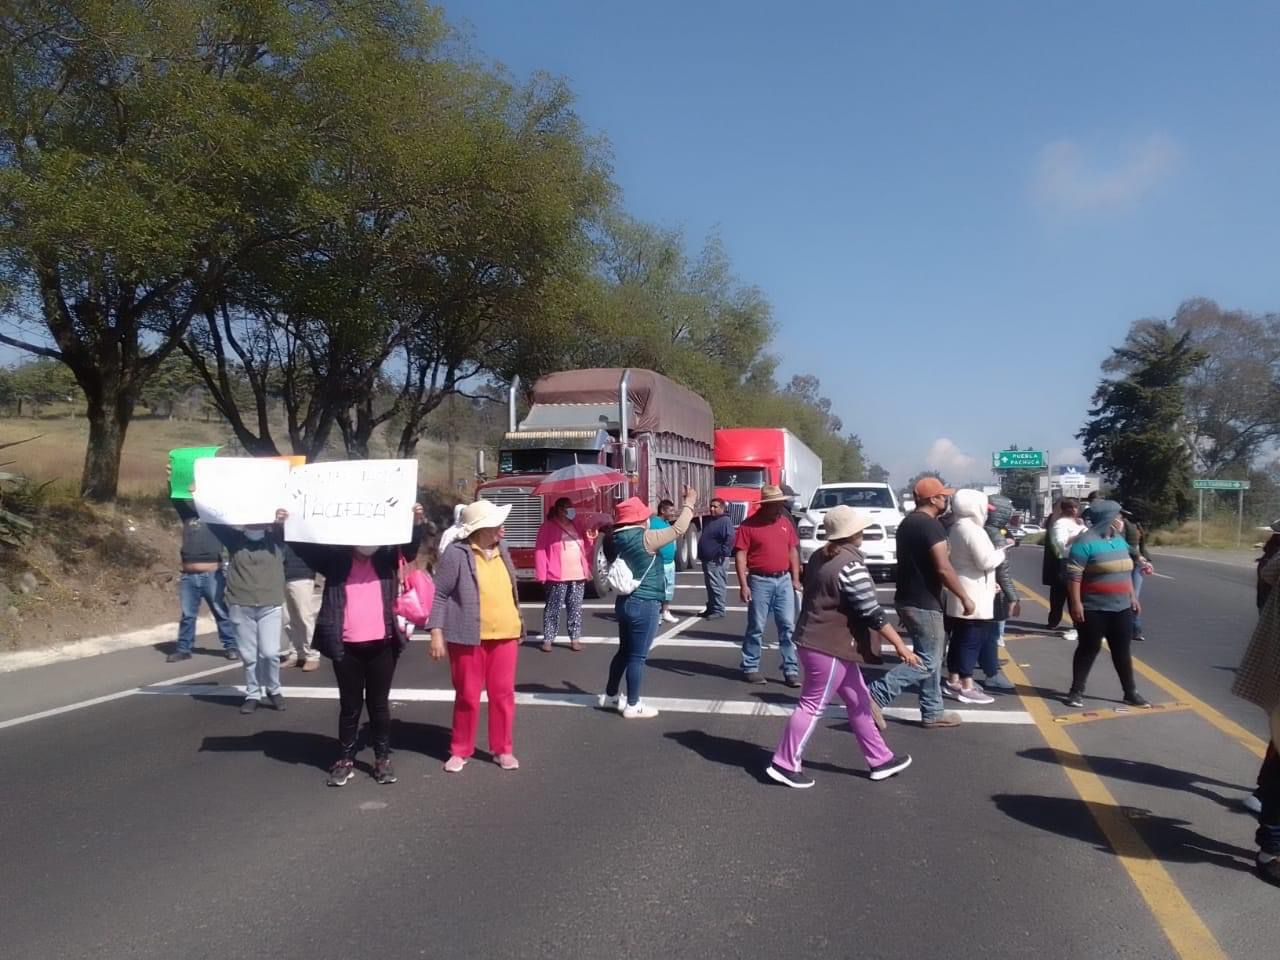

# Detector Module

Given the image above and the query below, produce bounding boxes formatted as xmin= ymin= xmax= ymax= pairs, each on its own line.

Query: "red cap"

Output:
xmin=613 ymin=496 xmax=653 ymax=526
xmin=914 ymin=477 xmax=956 ymax=500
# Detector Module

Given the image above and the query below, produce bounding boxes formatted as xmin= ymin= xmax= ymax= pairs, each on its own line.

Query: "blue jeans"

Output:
xmin=607 ymin=594 xmax=661 ymax=706
xmin=177 ymin=569 xmax=237 ymax=653
xmin=1131 ymin=567 xmax=1145 ymax=633
xmin=947 ymin=619 xmax=996 ymax=679
xmin=870 ymin=606 xmax=945 ymax=722
xmin=230 ymin=604 xmax=283 ymax=701
xmin=740 ymin=574 xmax=798 ymax=676
xmin=702 ymin=559 xmax=727 ymax=615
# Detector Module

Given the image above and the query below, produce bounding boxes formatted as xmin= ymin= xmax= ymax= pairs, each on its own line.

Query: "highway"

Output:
xmin=0 ymin=545 xmax=1275 ymax=960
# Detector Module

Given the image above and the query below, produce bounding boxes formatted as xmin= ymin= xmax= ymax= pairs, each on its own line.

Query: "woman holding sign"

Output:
xmin=288 ymin=504 xmax=426 ymax=787
xmin=428 ymin=500 xmax=524 ymax=773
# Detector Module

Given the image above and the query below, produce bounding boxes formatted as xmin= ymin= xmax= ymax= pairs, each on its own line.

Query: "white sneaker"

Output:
xmin=622 ymin=701 xmax=660 ymax=719
xmin=1243 ymin=793 xmax=1263 ymax=815
xmin=958 ymin=686 xmax=995 ymax=705
xmin=996 ymin=635 xmax=1007 ymax=648
xmin=597 ymin=693 xmax=623 ymax=712
xmin=1063 ymin=629 xmax=1079 ymax=642
xmin=661 ymin=611 xmax=679 ymax=624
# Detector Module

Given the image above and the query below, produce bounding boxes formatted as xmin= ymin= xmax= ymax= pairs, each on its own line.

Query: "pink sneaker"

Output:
xmin=443 ymin=755 xmax=468 ymax=773
xmin=496 ymin=753 xmax=520 ymax=771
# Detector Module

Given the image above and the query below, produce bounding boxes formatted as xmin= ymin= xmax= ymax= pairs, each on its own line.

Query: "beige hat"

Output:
xmin=758 ymin=484 xmax=788 ymax=504
xmin=823 ymin=505 xmax=872 ymax=541
xmin=459 ymin=499 xmax=513 ymax=537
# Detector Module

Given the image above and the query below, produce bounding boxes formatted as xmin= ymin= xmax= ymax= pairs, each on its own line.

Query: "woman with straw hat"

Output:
xmin=766 ymin=505 xmax=918 ymax=789
xmin=428 ymin=499 xmax=524 ymax=773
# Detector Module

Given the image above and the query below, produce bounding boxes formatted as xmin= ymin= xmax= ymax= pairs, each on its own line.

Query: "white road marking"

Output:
xmin=652 ymin=615 xmax=701 ymax=648
xmin=1150 ymin=572 xmax=1176 ymax=580
xmin=0 ymin=662 xmax=241 ymax=732
xmin=140 ymin=684 xmax=1033 ymax=723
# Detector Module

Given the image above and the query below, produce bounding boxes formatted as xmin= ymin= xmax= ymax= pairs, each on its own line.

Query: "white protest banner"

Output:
xmin=284 ymin=459 xmax=419 ymax=546
xmin=193 ymin=457 xmax=291 ymax=526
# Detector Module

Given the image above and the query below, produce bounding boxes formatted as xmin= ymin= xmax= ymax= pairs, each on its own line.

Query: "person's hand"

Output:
xmin=1141 ymin=561 xmax=1154 ymax=576
xmin=1010 ymin=600 xmax=1021 ymax=619
xmin=961 ymin=594 xmax=976 ymax=617
xmin=275 ymin=508 xmax=288 ymax=524
xmin=1070 ymin=602 xmax=1085 ymax=624
xmin=682 ymin=485 xmax=699 ymax=509
xmin=740 ymin=584 xmax=752 ymax=604
xmin=899 ymin=648 xmax=923 ymax=670
xmin=1131 ymin=596 xmax=1142 ymax=616
xmin=412 ymin=503 xmax=425 ymax=525
xmin=429 ymin=629 xmax=446 ymax=660
xmin=792 ymin=579 xmax=803 ymax=593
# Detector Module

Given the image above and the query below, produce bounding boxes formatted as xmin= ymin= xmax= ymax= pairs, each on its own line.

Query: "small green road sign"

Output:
xmin=1191 ymin=479 xmax=1250 ymax=491
xmin=993 ymin=450 xmax=1046 ymax=470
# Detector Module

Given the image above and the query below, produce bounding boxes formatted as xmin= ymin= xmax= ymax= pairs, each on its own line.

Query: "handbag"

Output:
xmin=394 ymin=554 xmax=436 ymax=628
xmin=606 ymin=538 xmax=657 ymax=595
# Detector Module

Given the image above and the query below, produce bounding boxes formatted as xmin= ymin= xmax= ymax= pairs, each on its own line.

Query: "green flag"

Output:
xmin=169 ymin=446 xmax=220 ymax=499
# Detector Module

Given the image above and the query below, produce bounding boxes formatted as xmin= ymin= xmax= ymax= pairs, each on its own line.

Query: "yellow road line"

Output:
xmin=1013 ymin=579 xmax=1267 ymax=759
xmin=1051 ymin=701 xmax=1193 ymax=727
xmin=1002 ymin=655 xmax=1230 ymax=960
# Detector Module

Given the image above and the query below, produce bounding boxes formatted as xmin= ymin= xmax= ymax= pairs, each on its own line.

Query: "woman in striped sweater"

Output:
xmin=766 ymin=506 xmax=919 ymax=789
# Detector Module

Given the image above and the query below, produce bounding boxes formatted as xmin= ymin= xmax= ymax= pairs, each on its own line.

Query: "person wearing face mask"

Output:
xmin=288 ymin=503 xmax=426 ymax=786
xmin=1063 ymin=499 xmax=1148 ymax=709
xmin=534 ymin=497 xmax=596 ymax=652
xmin=428 ymin=500 xmax=524 ymax=772
xmin=213 ymin=513 xmax=290 ymax=715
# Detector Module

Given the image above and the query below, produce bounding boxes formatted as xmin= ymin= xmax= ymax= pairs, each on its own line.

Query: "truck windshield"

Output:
xmin=811 ymin=488 xmax=895 ymax=510
xmin=715 ymin=467 xmax=767 ymax=488
xmin=499 ymin=450 xmax=599 ymax=475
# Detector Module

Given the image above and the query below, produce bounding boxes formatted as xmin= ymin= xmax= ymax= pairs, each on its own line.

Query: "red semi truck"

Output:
xmin=713 ymin=427 xmax=823 ymax=525
xmin=474 ymin=368 xmax=715 ymax=597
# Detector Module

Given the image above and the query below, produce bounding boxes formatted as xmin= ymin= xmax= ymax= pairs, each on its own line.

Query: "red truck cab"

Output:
xmin=714 ymin=427 xmax=823 ymax=526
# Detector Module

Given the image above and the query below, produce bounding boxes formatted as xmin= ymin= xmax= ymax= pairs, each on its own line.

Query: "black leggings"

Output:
xmin=1047 ymin=579 xmax=1068 ymax=630
xmin=1070 ymin=609 xmax=1136 ymax=696
xmin=332 ymin=638 xmax=398 ymax=757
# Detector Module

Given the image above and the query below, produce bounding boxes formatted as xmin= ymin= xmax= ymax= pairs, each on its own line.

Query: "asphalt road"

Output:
xmin=1 ymin=553 xmax=1276 ymax=960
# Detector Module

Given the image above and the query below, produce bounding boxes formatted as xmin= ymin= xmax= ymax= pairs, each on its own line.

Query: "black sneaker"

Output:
xmin=869 ymin=753 xmax=913 ymax=781
xmin=239 ymin=698 xmax=259 ymax=715
xmin=1258 ymin=855 xmax=1280 ymax=887
xmin=166 ymin=651 xmax=192 ymax=663
xmin=267 ymin=692 xmax=286 ymax=711
xmin=1064 ymin=691 xmax=1085 ymax=709
xmin=783 ymin=673 xmax=802 ymax=689
xmin=703 ymin=611 xmax=726 ymax=620
xmin=743 ymin=671 xmax=767 ymax=685
xmin=225 ymin=648 xmax=239 ymax=661
xmin=327 ymin=759 xmax=355 ymax=788
xmin=373 ymin=758 xmax=398 ymax=785
xmin=1123 ymin=692 xmax=1150 ymax=707
xmin=765 ymin=764 xmax=815 ymax=789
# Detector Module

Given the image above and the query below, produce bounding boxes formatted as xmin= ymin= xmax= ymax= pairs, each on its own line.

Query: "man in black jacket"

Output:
xmin=698 ymin=498 xmax=734 ymax=619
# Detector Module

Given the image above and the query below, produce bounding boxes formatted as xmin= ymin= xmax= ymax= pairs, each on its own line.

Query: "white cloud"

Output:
xmin=1053 ymin=446 xmax=1086 ymax=468
xmin=924 ymin=438 xmax=978 ymax=478
xmin=1033 ymin=133 xmax=1180 ymax=215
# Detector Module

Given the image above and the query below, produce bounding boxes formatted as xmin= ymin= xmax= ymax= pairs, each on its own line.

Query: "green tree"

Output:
xmin=995 ymin=444 xmax=1040 ymax=511
xmin=1077 ymin=320 xmax=1206 ymax=527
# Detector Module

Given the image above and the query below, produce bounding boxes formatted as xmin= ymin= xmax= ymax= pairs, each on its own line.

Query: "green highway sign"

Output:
xmin=993 ymin=450 xmax=1046 ymax=470
xmin=1192 ymin=479 xmax=1250 ymax=491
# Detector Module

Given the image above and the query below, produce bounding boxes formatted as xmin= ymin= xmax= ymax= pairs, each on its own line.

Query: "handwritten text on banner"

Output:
xmin=285 ymin=459 xmax=419 ymax=545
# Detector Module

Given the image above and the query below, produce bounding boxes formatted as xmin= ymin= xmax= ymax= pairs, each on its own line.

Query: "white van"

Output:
xmin=797 ymin=482 xmax=904 ymax=579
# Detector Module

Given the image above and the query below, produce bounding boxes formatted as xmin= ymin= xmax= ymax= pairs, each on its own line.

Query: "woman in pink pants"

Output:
xmin=767 ymin=506 xmax=919 ymax=789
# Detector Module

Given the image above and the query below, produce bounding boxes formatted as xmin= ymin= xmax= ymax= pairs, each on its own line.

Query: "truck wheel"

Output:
xmin=588 ymin=542 xmax=613 ymax=600
xmin=680 ymin=522 xmax=699 ymax=571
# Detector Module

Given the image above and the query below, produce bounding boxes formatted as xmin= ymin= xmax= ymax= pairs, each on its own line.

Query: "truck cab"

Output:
xmin=797 ymin=482 xmax=904 ymax=579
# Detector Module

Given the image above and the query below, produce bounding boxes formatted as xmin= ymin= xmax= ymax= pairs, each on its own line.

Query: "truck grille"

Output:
xmin=725 ymin=500 xmax=749 ymax=525
xmin=482 ymin=489 xmax=545 ymax=548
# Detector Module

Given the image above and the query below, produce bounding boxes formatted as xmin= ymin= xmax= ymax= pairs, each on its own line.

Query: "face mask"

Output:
xmin=243 ymin=529 xmax=266 ymax=542
xmin=564 ymin=508 xmax=576 ymax=521
xmin=355 ymin=545 xmax=378 ymax=556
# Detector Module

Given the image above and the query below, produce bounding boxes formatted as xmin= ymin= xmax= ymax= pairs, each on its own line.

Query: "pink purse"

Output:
xmin=394 ymin=555 xmax=435 ymax=628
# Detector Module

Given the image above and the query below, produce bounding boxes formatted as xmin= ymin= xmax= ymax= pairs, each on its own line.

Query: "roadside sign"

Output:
xmin=1192 ymin=479 xmax=1250 ymax=490
xmin=993 ymin=450 xmax=1046 ymax=469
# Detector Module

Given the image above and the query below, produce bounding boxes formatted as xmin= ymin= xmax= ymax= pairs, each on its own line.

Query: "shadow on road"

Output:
xmin=993 ymin=793 xmax=1256 ymax=872
xmin=389 ymin=719 xmax=452 ymax=762
xmin=1017 ymin=747 xmax=1252 ymax=810
xmin=664 ymin=729 xmax=864 ymax=784
xmin=200 ymin=730 xmax=336 ymax=771
xmin=647 ymin=657 xmax=743 ymax=682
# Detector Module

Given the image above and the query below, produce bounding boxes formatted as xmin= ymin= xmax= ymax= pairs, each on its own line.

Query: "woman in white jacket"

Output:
xmin=944 ymin=489 xmax=1006 ymax=704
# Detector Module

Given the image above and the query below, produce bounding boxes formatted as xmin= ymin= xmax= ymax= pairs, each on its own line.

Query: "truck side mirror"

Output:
xmin=622 ymin=445 xmax=638 ymax=475
xmin=475 ymin=449 xmax=486 ymax=480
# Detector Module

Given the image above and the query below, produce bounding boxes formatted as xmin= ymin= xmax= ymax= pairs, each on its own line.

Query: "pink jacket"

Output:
xmin=534 ymin=518 xmax=592 ymax=583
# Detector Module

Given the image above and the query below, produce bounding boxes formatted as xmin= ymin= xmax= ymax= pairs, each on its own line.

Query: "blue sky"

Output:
xmin=441 ymin=0 xmax=1280 ymax=483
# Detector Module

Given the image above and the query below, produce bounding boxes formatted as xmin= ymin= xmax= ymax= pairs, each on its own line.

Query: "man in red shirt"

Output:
xmin=734 ymin=485 xmax=802 ymax=686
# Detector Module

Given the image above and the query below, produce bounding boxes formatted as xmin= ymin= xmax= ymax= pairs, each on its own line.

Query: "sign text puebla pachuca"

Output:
xmin=993 ymin=450 xmax=1046 ymax=470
